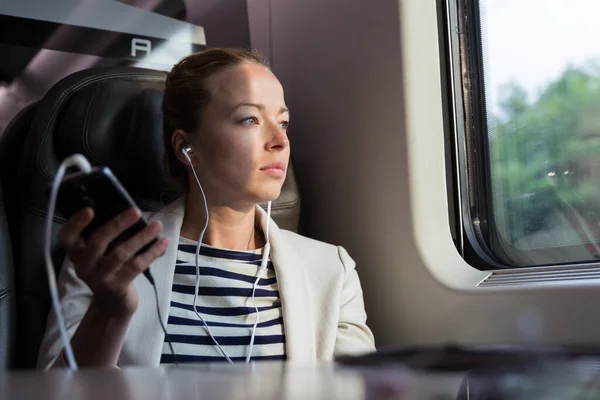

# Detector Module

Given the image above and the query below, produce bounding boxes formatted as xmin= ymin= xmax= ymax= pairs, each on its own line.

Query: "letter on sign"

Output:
xmin=131 ymin=38 xmax=152 ymax=57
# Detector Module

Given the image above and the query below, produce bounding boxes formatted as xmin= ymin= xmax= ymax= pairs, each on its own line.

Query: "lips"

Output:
xmin=260 ymin=162 xmax=286 ymax=177
xmin=260 ymin=162 xmax=286 ymax=172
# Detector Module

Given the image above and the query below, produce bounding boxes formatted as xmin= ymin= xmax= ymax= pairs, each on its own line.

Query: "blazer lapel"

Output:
xmin=120 ymin=197 xmax=186 ymax=366
xmin=256 ymin=206 xmax=316 ymax=363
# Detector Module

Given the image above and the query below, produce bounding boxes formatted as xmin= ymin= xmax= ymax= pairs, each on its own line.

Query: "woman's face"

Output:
xmin=189 ymin=63 xmax=290 ymax=207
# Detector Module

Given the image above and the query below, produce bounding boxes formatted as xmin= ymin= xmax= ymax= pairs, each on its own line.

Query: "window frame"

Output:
xmin=440 ymin=0 xmax=509 ymax=270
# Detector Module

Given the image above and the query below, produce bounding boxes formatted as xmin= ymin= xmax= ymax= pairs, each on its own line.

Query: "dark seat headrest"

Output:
xmin=54 ymin=76 xmax=180 ymax=205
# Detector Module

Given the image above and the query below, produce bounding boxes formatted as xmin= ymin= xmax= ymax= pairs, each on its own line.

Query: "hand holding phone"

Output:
xmin=57 ymin=167 xmax=158 ymax=254
xmin=55 ymin=167 xmax=169 ymax=318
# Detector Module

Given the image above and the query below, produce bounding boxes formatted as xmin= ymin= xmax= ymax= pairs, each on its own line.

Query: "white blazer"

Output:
xmin=37 ymin=197 xmax=375 ymax=369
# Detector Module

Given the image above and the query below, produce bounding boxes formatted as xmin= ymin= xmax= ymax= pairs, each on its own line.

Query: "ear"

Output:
xmin=171 ymin=129 xmax=197 ymax=166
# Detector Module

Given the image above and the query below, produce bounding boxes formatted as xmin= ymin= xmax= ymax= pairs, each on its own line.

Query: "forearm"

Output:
xmin=68 ymin=300 xmax=132 ymax=368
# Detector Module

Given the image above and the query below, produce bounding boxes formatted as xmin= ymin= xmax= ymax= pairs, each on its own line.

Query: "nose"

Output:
xmin=266 ymin=121 xmax=289 ymax=151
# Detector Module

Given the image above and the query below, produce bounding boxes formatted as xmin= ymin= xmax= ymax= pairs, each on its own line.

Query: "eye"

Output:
xmin=241 ymin=117 xmax=259 ymax=126
xmin=279 ymin=120 xmax=290 ymax=130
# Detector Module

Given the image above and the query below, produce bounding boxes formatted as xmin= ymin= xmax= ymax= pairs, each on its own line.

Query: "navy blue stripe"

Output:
xmin=176 ymin=260 xmax=275 ymax=271
xmin=171 ymin=284 xmax=279 ymax=298
xmin=167 ymin=315 xmax=284 ymax=328
xmin=173 ymin=265 xmax=277 ymax=283
xmin=169 ymin=334 xmax=285 ymax=346
xmin=178 ymin=244 xmax=264 ymax=262
xmin=170 ymin=300 xmax=279 ymax=316
xmin=161 ymin=354 xmax=286 ymax=364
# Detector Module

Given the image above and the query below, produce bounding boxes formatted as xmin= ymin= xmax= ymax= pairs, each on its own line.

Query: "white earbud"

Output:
xmin=181 ymin=145 xmax=193 ymax=163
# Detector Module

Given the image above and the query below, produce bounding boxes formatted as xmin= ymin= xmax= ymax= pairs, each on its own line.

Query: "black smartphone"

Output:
xmin=56 ymin=166 xmax=157 ymax=256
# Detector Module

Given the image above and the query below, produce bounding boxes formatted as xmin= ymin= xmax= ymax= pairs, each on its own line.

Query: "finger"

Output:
xmin=65 ymin=237 xmax=88 ymax=265
xmin=58 ymin=207 xmax=94 ymax=250
xmin=85 ymin=208 xmax=141 ymax=259
xmin=114 ymin=237 xmax=169 ymax=284
xmin=100 ymin=221 xmax=164 ymax=275
xmin=68 ymin=237 xmax=98 ymax=281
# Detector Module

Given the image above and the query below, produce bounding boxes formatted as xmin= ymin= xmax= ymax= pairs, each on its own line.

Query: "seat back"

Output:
xmin=0 ymin=181 xmax=15 ymax=369
xmin=0 ymin=66 xmax=300 ymax=368
xmin=0 ymin=103 xmax=40 ymax=368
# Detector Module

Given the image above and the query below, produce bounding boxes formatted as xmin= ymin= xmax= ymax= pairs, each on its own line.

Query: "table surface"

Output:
xmin=0 ymin=363 xmax=463 ymax=400
xmin=3 ymin=361 xmax=600 ymax=399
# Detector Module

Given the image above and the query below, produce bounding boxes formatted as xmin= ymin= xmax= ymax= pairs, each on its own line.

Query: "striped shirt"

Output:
xmin=160 ymin=236 xmax=286 ymax=363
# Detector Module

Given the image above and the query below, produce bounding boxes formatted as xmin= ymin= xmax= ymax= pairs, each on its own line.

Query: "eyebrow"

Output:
xmin=233 ymin=102 xmax=290 ymax=115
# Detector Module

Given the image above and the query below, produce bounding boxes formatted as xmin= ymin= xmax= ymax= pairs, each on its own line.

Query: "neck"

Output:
xmin=180 ymin=188 xmax=265 ymax=250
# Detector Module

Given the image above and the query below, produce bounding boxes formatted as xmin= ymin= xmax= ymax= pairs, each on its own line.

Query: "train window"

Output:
xmin=446 ymin=0 xmax=600 ymax=268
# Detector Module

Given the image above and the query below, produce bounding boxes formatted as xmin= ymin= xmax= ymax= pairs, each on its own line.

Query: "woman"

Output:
xmin=37 ymin=48 xmax=375 ymax=368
